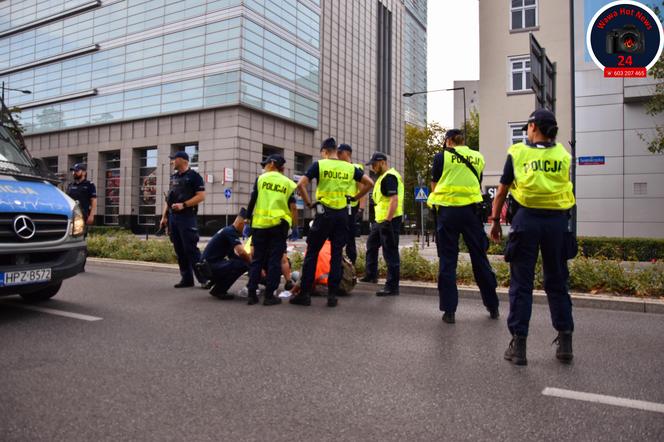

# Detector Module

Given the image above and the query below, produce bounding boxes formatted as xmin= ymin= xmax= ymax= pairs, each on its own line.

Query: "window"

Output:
xmin=172 ymin=143 xmax=199 ymax=171
xmin=376 ymin=1 xmax=392 ymax=154
xmin=103 ymin=151 xmax=121 ymax=225
xmin=509 ymin=123 xmax=528 ymax=145
xmin=509 ymin=56 xmax=532 ymax=92
xmin=137 ymin=148 xmax=158 ymax=226
xmin=294 ymin=153 xmax=312 ymax=175
xmin=41 ymin=156 xmax=58 ymax=174
xmin=511 ymin=0 xmax=537 ymax=30
xmin=633 ymin=182 xmax=647 ymax=195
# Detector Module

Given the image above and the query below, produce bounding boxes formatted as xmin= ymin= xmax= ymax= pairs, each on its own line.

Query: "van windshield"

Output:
xmin=0 ymin=125 xmax=38 ymax=176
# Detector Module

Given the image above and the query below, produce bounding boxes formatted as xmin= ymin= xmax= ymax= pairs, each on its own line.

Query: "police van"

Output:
xmin=0 ymin=102 xmax=86 ymax=302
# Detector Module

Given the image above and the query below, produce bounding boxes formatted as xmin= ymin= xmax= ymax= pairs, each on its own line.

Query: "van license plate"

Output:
xmin=1 ymin=269 xmax=51 ymax=287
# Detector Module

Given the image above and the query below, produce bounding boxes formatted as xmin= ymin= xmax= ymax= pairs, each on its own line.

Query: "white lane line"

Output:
xmin=1 ymin=301 xmax=103 ymax=322
xmin=543 ymin=387 xmax=664 ymax=414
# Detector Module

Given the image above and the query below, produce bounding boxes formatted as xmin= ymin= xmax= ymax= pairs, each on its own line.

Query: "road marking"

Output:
xmin=543 ymin=387 xmax=664 ymax=414
xmin=1 ymin=301 xmax=103 ymax=322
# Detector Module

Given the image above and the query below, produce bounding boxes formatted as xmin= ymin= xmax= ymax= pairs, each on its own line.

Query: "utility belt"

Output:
xmin=312 ymin=201 xmax=350 ymax=216
xmin=506 ymin=196 xmax=570 ymax=223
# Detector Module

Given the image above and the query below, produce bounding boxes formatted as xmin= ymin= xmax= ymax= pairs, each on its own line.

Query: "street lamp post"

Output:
xmin=1 ymin=81 xmax=32 ymax=106
xmin=403 ymin=87 xmax=467 ymax=133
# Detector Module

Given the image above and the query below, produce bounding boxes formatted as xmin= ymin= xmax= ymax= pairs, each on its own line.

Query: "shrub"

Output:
xmin=87 ymin=233 xmax=176 ymax=263
xmin=87 ymin=226 xmax=131 ymax=235
xmin=577 ymin=237 xmax=664 ymax=261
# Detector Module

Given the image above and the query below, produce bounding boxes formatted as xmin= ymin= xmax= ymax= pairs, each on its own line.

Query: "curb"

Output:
xmin=87 ymin=258 xmax=664 ymax=315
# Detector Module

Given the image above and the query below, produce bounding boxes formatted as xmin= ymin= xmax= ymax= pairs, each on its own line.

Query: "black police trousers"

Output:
xmin=345 ymin=206 xmax=359 ymax=265
xmin=365 ymin=217 xmax=401 ymax=291
xmin=247 ymin=223 xmax=288 ymax=297
xmin=437 ymin=205 xmax=498 ymax=313
xmin=169 ymin=213 xmax=206 ymax=284
xmin=301 ymin=207 xmax=348 ymax=294
xmin=505 ymin=209 xmax=575 ymax=337
xmin=209 ymin=258 xmax=249 ymax=294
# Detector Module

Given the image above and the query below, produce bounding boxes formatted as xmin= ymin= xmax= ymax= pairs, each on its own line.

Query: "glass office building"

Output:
xmin=403 ymin=0 xmax=427 ymax=127
xmin=2 ymin=0 xmax=423 ymax=231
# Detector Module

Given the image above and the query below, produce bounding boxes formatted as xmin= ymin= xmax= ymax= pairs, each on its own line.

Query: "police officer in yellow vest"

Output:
xmin=365 ymin=152 xmax=404 ymax=296
xmin=490 ymin=109 xmax=576 ymax=366
xmin=428 ymin=129 xmax=499 ymax=323
xmin=290 ymin=137 xmax=374 ymax=307
xmin=245 ymin=154 xmax=297 ymax=306
xmin=337 ymin=143 xmax=366 ymax=265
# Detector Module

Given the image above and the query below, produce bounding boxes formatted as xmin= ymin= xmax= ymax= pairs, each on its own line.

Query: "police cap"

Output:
xmin=320 ymin=137 xmax=337 ymax=150
xmin=169 ymin=151 xmax=189 ymax=161
xmin=261 ymin=154 xmax=286 ymax=167
xmin=69 ymin=163 xmax=87 ymax=171
xmin=338 ymin=143 xmax=352 ymax=153
xmin=366 ymin=152 xmax=388 ymax=165
xmin=522 ymin=109 xmax=557 ymax=131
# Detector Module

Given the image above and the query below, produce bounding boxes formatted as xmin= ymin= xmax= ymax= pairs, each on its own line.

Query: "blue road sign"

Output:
xmin=578 ymin=156 xmax=605 ymax=166
xmin=414 ymin=186 xmax=429 ymax=202
xmin=224 ymin=188 xmax=232 ymax=199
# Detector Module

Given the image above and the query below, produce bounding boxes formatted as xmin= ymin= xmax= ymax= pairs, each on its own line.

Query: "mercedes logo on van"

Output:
xmin=13 ymin=215 xmax=36 ymax=240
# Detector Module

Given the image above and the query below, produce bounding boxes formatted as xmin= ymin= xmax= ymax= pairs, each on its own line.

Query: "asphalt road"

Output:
xmin=1 ymin=264 xmax=663 ymax=441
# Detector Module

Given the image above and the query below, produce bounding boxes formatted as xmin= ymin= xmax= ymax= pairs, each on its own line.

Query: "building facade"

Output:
xmin=1 ymin=0 xmax=421 ymax=233
xmin=453 ymin=80 xmax=479 ymax=130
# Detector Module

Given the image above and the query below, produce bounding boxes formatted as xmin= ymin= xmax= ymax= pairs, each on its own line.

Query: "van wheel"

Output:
xmin=20 ymin=282 xmax=62 ymax=303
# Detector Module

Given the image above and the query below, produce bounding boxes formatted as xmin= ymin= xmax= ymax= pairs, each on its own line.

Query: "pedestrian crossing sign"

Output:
xmin=414 ymin=186 xmax=429 ymax=202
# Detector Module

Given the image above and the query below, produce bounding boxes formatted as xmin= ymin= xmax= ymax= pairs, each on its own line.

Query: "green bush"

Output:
xmin=456 ymin=236 xmax=664 ymax=261
xmin=87 ymin=233 xmax=176 ymax=263
xmin=87 ymin=226 xmax=131 ymax=235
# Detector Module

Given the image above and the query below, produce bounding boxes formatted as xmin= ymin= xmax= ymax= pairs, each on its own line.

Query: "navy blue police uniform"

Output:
xmin=430 ymin=148 xmax=499 ymax=321
xmin=363 ymin=174 xmax=400 ymax=283
xmin=66 ymin=179 xmax=97 ymax=220
xmin=200 ymin=225 xmax=248 ymax=296
xmin=500 ymin=144 xmax=575 ymax=338
xmin=167 ymin=167 xmax=207 ymax=286
xmin=298 ymin=160 xmax=364 ymax=299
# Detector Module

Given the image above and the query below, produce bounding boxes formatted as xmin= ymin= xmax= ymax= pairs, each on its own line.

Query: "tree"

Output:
xmin=641 ymin=2 xmax=664 ymax=153
xmin=465 ymin=109 xmax=480 ymax=151
xmin=403 ymin=122 xmax=446 ymax=228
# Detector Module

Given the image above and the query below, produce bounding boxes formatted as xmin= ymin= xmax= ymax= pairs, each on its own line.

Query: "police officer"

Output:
xmin=245 ymin=154 xmax=297 ymax=306
xmin=196 ymin=209 xmax=251 ymax=299
xmin=490 ymin=109 xmax=576 ymax=366
xmin=66 ymin=163 xmax=97 ymax=228
xmin=159 ymin=151 xmax=208 ymax=288
xmin=364 ymin=152 xmax=403 ymax=296
xmin=428 ymin=129 xmax=499 ymax=324
xmin=337 ymin=143 xmax=366 ymax=265
xmin=290 ymin=137 xmax=373 ymax=307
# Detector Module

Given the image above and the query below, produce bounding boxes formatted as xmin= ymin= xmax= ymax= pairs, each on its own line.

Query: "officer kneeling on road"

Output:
xmin=490 ymin=109 xmax=577 ymax=366
xmin=290 ymin=137 xmax=373 ymax=308
xmin=245 ymin=154 xmax=298 ymax=306
xmin=160 ymin=151 xmax=208 ymax=289
xmin=364 ymin=152 xmax=404 ymax=297
xmin=196 ymin=209 xmax=252 ymax=300
xmin=428 ymin=129 xmax=499 ymax=324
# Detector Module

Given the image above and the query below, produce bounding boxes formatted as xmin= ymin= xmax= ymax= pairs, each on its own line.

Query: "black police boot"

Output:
xmin=263 ymin=293 xmax=282 ymax=306
xmin=210 ymin=285 xmax=234 ymax=300
xmin=488 ymin=307 xmax=500 ymax=319
xmin=442 ymin=312 xmax=455 ymax=324
xmin=327 ymin=290 xmax=338 ymax=308
xmin=553 ymin=331 xmax=573 ymax=363
xmin=504 ymin=335 xmax=527 ymax=366
xmin=247 ymin=290 xmax=259 ymax=305
xmin=359 ymin=275 xmax=378 ymax=283
xmin=201 ymin=280 xmax=214 ymax=290
xmin=375 ymin=287 xmax=399 ymax=297
xmin=289 ymin=292 xmax=311 ymax=306
xmin=174 ymin=280 xmax=194 ymax=288
xmin=195 ymin=261 xmax=213 ymax=280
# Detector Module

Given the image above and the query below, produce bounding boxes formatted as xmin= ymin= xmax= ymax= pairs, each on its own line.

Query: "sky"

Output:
xmin=426 ymin=1 xmax=480 ymax=127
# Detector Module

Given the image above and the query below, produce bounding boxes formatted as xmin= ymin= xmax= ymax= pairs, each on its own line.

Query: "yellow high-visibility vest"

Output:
xmin=508 ymin=142 xmax=575 ymax=210
xmin=316 ymin=159 xmax=358 ymax=209
xmin=427 ymin=146 xmax=484 ymax=207
xmin=373 ymin=168 xmax=404 ymax=223
xmin=252 ymin=171 xmax=297 ymax=228
xmin=349 ymin=163 xmax=364 ymax=207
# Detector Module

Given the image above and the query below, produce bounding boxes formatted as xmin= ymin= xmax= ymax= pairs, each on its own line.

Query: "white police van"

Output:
xmin=0 ymin=103 xmax=86 ymax=302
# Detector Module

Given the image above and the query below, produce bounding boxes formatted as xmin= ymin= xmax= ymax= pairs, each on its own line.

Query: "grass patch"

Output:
xmin=87 ymin=233 xmax=177 ymax=264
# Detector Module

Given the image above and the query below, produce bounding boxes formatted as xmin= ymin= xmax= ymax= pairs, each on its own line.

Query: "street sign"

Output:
xmin=530 ymin=33 xmax=556 ymax=112
xmin=578 ymin=156 xmax=605 ymax=166
xmin=414 ymin=187 xmax=429 ymax=202
xmin=224 ymin=188 xmax=232 ymax=199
